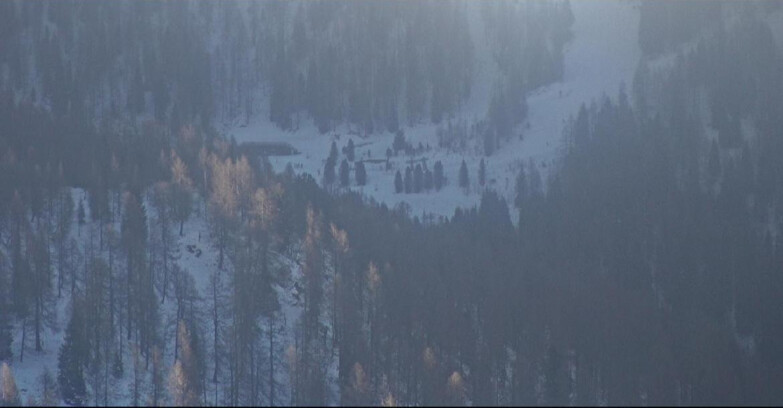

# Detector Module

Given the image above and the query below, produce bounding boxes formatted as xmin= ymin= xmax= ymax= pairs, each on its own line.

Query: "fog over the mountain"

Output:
xmin=1 ymin=1 xmax=783 ymax=406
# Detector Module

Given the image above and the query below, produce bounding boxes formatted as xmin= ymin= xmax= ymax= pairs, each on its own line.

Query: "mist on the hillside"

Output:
xmin=1 ymin=1 xmax=782 ymax=406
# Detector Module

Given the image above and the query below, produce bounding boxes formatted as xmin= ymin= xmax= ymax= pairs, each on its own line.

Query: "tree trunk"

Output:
xmin=20 ymin=319 xmax=26 ymax=362
xmin=104 ymin=341 xmax=109 ymax=406
xmin=109 ymin=256 xmax=115 ymax=339
xmin=161 ymin=223 xmax=169 ymax=304
xmin=35 ymin=295 xmax=42 ymax=351
xmin=213 ymin=275 xmax=220 ymax=384
xmin=127 ymin=257 xmax=133 ymax=341
xmin=218 ymin=241 xmax=225 ymax=271
xmin=269 ymin=316 xmax=275 ymax=406
xmin=57 ymin=241 xmax=64 ymax=298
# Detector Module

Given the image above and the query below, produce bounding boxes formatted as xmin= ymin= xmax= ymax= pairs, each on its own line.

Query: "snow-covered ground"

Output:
xmin=7 ymin=191 xmax=312 ymax=406
xmin=228 ymin=1 xmax=642 ymax=223
xmin=7 ymin=2 xmax=644 ymax=404
xmin=8 ymin=189 xmax=138 ymax=406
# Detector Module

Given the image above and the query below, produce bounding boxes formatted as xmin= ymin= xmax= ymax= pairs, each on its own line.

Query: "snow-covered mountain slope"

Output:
xmin=4 ymin=2 xmax=642 ymax=400
xmin=8 ymin=189 xmax=134 ymax=405
xmin=228 ymin=1 xmax=641 ymax=222
xmin=7 ymin=189 xmax=334 ymax=406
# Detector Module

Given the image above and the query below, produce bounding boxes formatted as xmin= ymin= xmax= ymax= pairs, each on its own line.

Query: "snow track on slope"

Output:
xmin=229 ymin=1 xmax=641 ymax=223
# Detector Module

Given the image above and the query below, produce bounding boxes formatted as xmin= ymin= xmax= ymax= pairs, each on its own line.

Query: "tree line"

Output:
xmin=0 ymin=1 xmax=573 ymax=136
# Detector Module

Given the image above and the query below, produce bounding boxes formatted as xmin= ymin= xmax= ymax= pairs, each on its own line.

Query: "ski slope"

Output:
xmin=228 ymin=1 xmax=642 ymax=223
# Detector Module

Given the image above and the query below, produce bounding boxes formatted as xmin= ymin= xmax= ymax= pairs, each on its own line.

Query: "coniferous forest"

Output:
xmin=1 ymin=0 xmax=783 ymax=406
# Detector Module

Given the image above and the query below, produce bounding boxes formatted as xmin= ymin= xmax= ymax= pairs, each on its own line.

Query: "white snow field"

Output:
xmin=228 ymin=1 xmax=641 ymax=223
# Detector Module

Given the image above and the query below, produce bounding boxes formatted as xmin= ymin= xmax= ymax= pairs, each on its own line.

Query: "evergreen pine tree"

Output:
xmin=299 ymin=206 xmax=327 ymax=406
xmin=414 ymin=164 xmax=423 ymax=193
xmin=573 ymin=104 xmax=589 ymax=147
xmin=478 ymin=158 xmax=486 ymax=187
xmin=329 ymin=141 xmax=339 ymax=163
xmin=355 ymin=161 xmax=367 ymax=186
xmin=149 ymin=346 xmax=164 ymax=407
xmin=394 ymin=171 xmax=403 ymax=194
xmin=393 ymin=131 xmax=406 ymax=155
xmin=339 ymin=159 xmax=350 ymax=187
xmin=434 ymin=161 xmax=445 ymax=190
xmin=88 ymin=185 xmax=110 ymax=224
xmin=58 ymin=300 xmax=87 ymax=406
xmin=77 ymin=199 xmax=86 ymax=226
xmin=458 ymin=160 xmax=469 ymax=189
xmin=323 ymin=157 xmax=336 ymax=187
xmin=0 ymin=316 xmax=9 ymax=363
xmin=346 ymin=139 xmax=355 ymax=162
xmin=424 ymin=168 xmax=433 ymax=191
xmin=544 ymin=345 xmax=564 ymax=406
xmin=0 ymin=265 xmax=11 ymax=362
xmin=404 ymin=167 xmax=413 ymax=194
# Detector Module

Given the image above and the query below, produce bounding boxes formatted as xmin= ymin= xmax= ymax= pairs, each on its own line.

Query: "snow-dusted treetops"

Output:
xmin=2 ymin=0 xmax=783 ymax=406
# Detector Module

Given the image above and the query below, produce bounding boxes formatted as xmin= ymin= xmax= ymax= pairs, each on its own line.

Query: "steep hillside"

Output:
xmin=230 ymin=0 xmax=640 ymax=222
xmin=6 ymin=1 xmax=783 ymax=406
xmin=0 ymin=0 xmax=572 ymax=135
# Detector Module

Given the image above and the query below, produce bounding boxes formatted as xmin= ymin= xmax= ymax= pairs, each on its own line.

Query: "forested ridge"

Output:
xmin=0 ymin=0 xmax=572 ymax=135
xmin=1 ymin=0 xmax=783 ymax=406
